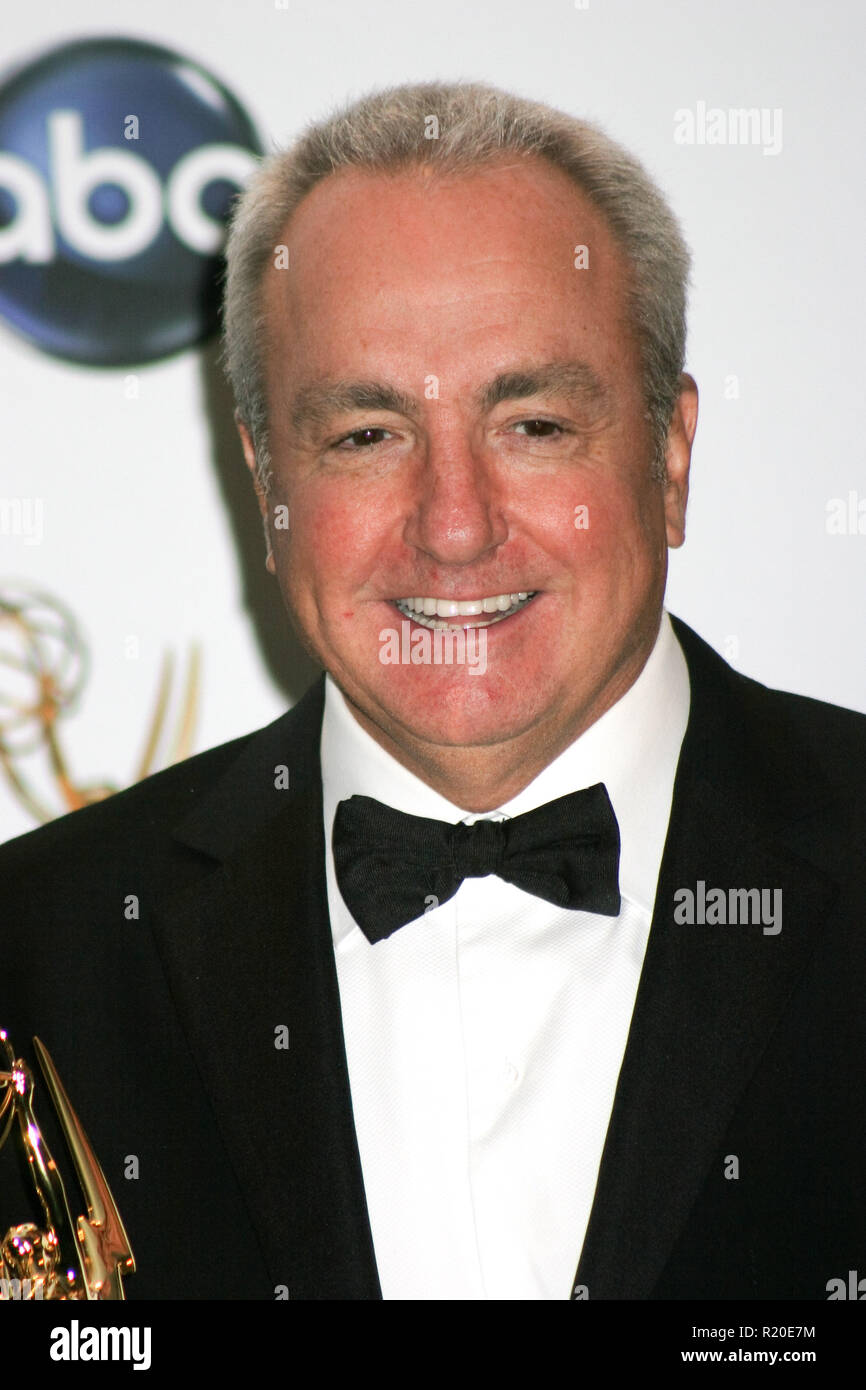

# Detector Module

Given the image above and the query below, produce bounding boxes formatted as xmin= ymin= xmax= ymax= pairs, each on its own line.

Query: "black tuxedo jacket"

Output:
xmin=2 ymin=617 xmax=865 ymax=1300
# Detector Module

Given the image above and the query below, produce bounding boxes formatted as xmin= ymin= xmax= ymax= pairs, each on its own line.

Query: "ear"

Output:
xmin=236 ymin=413 xmax=275 ymax=575
xmin=662 ymin=373 xmax=698 ymax=549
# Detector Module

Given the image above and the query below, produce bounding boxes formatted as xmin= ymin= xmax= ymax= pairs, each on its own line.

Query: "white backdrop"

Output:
xmin=1 ymin=0 xmax=864 ymax=842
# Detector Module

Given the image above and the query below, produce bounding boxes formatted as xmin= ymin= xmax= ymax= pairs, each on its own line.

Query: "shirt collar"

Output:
xmin=321 ymin=610 xmax=690 ymax=928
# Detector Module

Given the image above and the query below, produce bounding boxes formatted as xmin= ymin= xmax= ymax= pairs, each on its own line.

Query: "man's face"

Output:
xmin=243 ymin=157 xmax=695 ymax=794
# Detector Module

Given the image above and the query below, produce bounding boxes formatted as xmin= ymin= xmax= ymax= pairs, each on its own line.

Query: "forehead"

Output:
xmin=261 ymin=156 xmax=638 ymax=392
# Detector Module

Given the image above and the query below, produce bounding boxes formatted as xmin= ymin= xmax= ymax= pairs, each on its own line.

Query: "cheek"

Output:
xmin=582 ymin=475 xmax=664 ymax=553
xmin=534 ymin=476 xmax=653 ymax=570
xmin=279 ymin=485 xmax=387 ymax=595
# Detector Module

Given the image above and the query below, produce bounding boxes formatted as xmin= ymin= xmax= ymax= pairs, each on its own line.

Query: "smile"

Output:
xmin=394 ymin=592 xmax=537 ymax=630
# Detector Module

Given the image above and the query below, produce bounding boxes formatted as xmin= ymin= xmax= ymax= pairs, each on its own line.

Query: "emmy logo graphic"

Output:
xmin=0 ymin=583 xmax=199 ymax=824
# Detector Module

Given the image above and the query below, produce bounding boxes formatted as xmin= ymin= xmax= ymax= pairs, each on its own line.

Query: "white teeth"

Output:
xmin=393 ymin=591 xmax=537 ymax=629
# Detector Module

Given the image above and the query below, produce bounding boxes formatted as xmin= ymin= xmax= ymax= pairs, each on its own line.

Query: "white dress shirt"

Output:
xmin=320 ymin=611 xmax=690 ymax=1300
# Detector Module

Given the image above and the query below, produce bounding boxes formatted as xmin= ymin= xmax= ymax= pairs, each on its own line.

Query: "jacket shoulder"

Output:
xmin=671 ymin=614 xmax=866 ymax=791
xmin=0 ymin=705 xmax=294 ymax=872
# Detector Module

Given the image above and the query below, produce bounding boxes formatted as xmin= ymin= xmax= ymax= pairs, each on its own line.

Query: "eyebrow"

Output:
xmin=291 ymin=380 xmax=418 ymax=436
xmin=288 ymin=360 xmax=612 ymax=437
xmin=476 ymin=361 xmax=611 ymax=415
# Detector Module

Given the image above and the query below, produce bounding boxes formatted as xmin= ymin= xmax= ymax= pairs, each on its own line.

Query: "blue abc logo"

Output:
xmin=0 ymin=37 xmax=262 ymax=364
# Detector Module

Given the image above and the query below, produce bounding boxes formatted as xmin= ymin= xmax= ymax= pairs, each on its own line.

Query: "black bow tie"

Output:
xmin=332 ymin=786 xmax=621 ymax=944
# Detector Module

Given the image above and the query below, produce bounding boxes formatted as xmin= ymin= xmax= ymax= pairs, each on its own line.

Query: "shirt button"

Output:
xmin=503 ymin=1060 xmax=520 ymax=1087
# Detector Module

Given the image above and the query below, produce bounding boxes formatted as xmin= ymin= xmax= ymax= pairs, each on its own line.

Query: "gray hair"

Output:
xmin=222 ymin=81 xmax=690 ymax=491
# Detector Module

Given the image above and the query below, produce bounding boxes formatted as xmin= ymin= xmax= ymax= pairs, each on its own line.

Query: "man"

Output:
xmin=2 ymin=82 xmax=864 ymax=1301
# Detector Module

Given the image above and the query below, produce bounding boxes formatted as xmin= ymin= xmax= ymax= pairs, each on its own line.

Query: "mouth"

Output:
xmin=393 ymin=591 xmax=538 ymax=630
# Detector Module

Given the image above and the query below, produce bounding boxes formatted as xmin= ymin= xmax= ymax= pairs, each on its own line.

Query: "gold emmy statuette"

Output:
xmin=0 ymin=1030 xmax=135 ymax=1300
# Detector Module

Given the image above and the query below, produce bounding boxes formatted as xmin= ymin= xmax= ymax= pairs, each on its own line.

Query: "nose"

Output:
xmin=403 ymin=425 xmax=508 ymax=567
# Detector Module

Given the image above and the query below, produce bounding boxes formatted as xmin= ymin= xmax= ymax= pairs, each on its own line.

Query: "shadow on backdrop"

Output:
xmin=198 ymin=337 xmax=321 ymax=708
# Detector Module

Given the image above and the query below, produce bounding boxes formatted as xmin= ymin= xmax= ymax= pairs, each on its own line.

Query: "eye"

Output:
xmin=333 ymin=426 xmax=393 ymax=450
xmin=512 ymin=418 xmax=566 ymax=438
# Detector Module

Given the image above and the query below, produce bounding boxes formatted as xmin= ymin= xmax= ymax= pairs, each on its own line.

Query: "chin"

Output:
xmin=359 ymin=666 xmax=552 ymax=752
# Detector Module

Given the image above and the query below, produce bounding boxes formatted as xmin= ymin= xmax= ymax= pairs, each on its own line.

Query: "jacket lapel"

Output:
xmin=574 ymin=619 xmax=839 ymax=1298
xmin=150 ymin=679 xmax=382 ymax=1299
